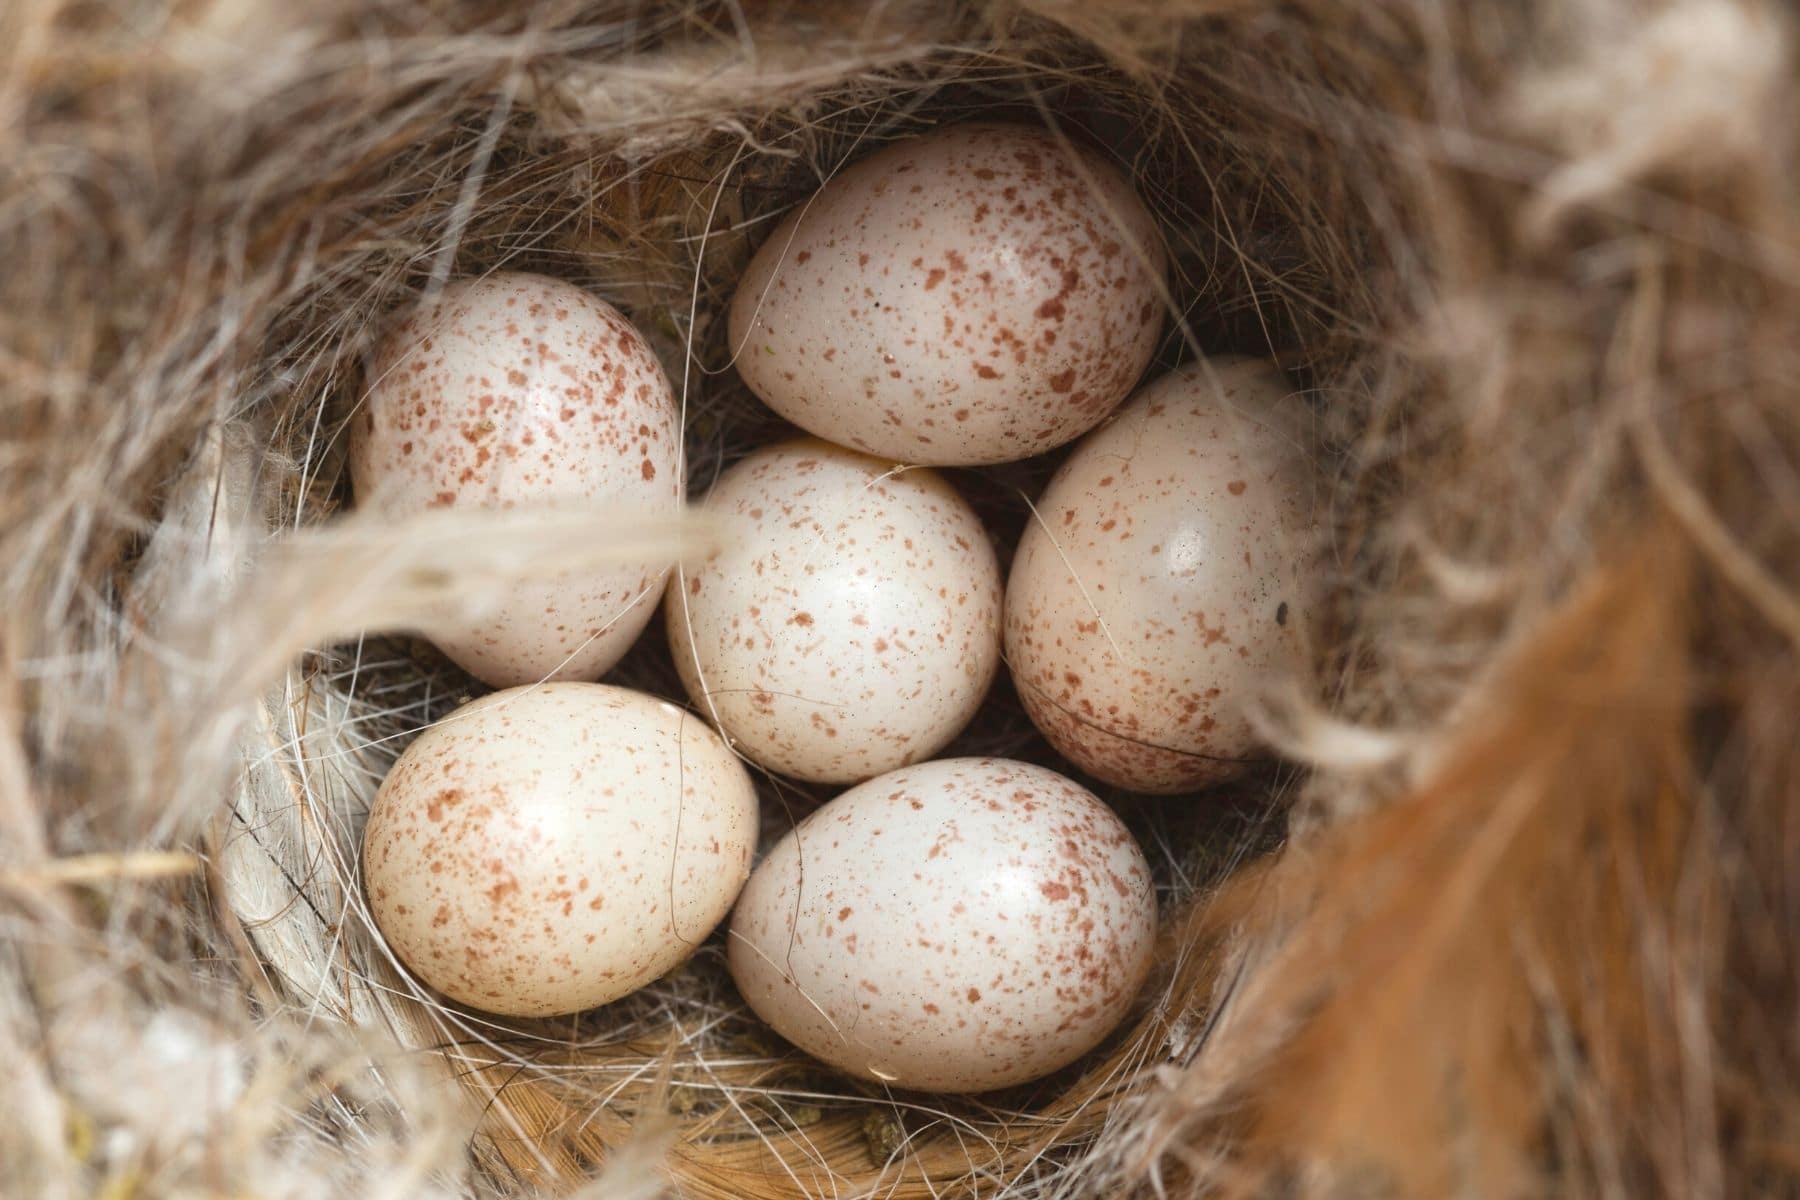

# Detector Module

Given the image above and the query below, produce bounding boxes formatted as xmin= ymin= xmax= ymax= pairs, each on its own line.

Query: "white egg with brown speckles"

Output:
xmin=728 ymin=757 xmax=1157 ymax=1093
xmin=1004 ymin=358 xmax=1319 ymax=794
xmin=729 ymin=124 xmax=1166 ymax=466
xmin=666 ymin=438 xmax=1001 ymax=784
xmin=361 ymin=683 xmax=757 ymax=1018
xmin=351 ymin=272 xmax=681 ymax=687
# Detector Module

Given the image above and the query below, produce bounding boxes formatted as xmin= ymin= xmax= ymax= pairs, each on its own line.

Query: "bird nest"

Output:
xmin=4 ymin=2 xmax=1796 ymax=1198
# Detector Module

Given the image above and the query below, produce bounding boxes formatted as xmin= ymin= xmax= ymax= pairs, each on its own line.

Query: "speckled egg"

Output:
xmin=728 ymin=757 xmax=1157 ymax=1093
xmin=361 ymin=683 xmax=757 ymax=1018
xmin=1004 ymin=357 xmax=1319 ymax=794
xmin=728 ymin=124 xmax=1166 ymax=466
xmin=666 ymin=438 xmax=1001 ymax=784
xmin=350 ymin=272 xmax=681 ymax=687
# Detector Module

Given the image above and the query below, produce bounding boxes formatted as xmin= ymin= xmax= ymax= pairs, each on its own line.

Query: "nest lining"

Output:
xmin=245 ymin=30 xmax=1339 ymax=1192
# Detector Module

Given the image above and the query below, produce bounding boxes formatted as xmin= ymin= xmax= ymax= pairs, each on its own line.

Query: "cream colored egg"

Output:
xmin=729 ymin=757 xmax=1157 ymax=1093
xmin=1004 ymin=358 xmax=1319 ymax=794
xmin=361 ymin=683 xmax=757 ymax=1018
xmin=666 ymin=438 xmax=1001 ymax=784
xmin=350 ymin=272 xmax=681 ymax=686
xmin=728 ymin=123 xmax=1166 ymax=466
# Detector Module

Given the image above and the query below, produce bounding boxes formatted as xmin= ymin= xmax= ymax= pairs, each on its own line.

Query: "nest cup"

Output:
xmin=8 ymin=3 xmax=1796 ymax=1199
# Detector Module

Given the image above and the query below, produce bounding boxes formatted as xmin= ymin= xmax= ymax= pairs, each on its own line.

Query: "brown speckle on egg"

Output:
xmin=348 ymin=273 xmax=682 ymax=686
xmin=727 ymin=757 xmax=1157 ymax=1093
xmin=1003 ymin=358 xmax=1320 ymax=794
xmin=727 ymin=124 xmax=1167 ymax=466
xmin=361 ymin=683 xmax=757 ymax=1018
xmin=666 ymin=438 xmax=1002 ymax=784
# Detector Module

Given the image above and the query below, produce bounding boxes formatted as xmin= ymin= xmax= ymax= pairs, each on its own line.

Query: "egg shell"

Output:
xmin=728 ymin=123 xmax=1167 ymax=466
xmin=350 ymin=272 xmax=681 ymax=686
xmin=728 ymin=757 xmax=1157 ymax=1093
xmin=1004 ymin=357 xmax=1319 ymax=794
xmin=666 ymin=438 xmax=1001 ymax=784
xmin=361 ymin=683 xmax=757 ymax=1018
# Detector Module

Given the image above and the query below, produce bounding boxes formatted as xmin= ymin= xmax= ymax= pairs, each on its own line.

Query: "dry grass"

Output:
xmin=2 ymin=0 xmax=1795 ymax=1197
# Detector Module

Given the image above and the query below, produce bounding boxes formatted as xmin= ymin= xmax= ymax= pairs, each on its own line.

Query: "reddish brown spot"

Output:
xmin=1047 ymin=369 xmax=1076 ymax=393
xmin=967 ymin=987 xmax=982 ymax=1003
xmin=790 ymin=611 xmax=814 ymax=627
xmin=925 ymin=268 xmax=946 ymax=290
xmin=796 ymin=250 xmax=812 ymax=264
xmin=838 ymin=906 xmax=853 ymax=922
xmin=425 ymin=788 xmax=464 ymax=823
xmin=641 ymin=459 xmax=657 ymax=480
xmin=975 ymin=364 xmax=1000 ymax=380
xmin=1036 ymin=265 xmax=1081 ymax=322
xmin=1040 ymin=880 xmax=1072 ymax=901
xmin=1227 ymin=480 xmax=1247 ymax=495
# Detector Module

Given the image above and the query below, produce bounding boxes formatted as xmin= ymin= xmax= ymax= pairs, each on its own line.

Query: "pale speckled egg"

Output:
xmin=361 ymin=682 xmax=757 ymax=1018
xmin=350 ymin=272 xmax=681 ymax=687
xmin=666 ymin=438 xmax=1001 ymax=784
xmin=728 ymin=757 xmax=1157 ymax=1093
xmin=1004 ymin=357 xmax=1319 ymax=794
xmin=728 ymin=123 xmax=1166 ymax=466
